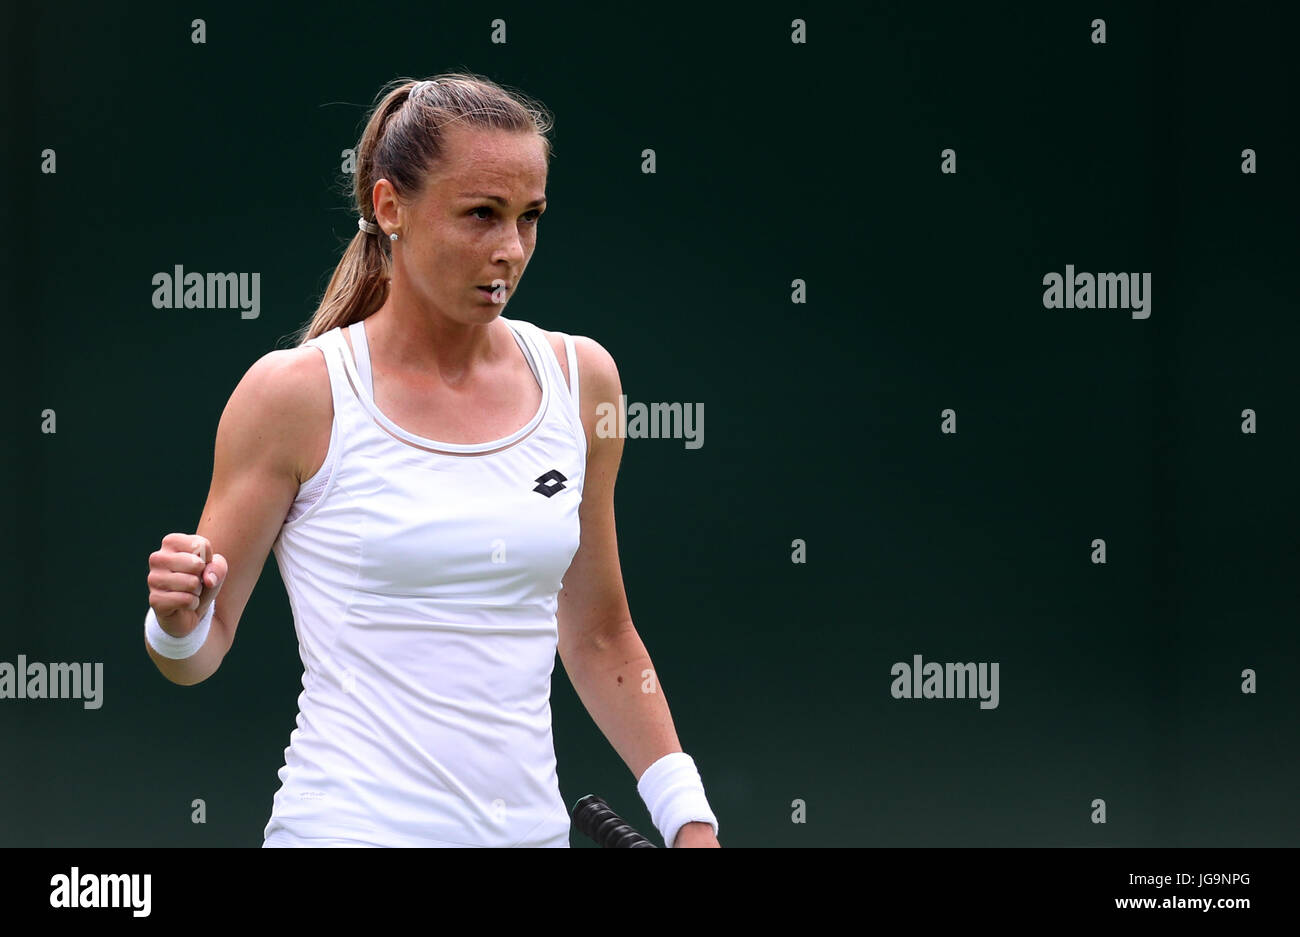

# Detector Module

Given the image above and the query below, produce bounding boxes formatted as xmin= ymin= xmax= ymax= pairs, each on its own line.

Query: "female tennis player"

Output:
xmin=142 ymin=74 xmax=720 ymax=848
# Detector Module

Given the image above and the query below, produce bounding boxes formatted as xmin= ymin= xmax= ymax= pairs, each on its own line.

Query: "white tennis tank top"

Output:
xmin=262 ymin=314 xmax=586 ymax=847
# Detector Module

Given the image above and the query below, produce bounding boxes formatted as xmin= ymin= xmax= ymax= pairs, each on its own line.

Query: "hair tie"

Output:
xmin=357 ymin=217 xmax=380 ymax=235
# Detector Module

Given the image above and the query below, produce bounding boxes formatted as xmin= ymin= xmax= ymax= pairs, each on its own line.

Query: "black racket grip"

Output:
xmin=571 ymin=794 xmax=657 ymax=848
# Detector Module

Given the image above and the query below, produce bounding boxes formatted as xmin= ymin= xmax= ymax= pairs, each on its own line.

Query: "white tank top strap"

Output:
xmin=346 ymin=319 xmax=375 ymax=397
xmin=286 ymin=326 xmax=368 ymax=527
xmin=507 ymin=318 xmax=544 ymax=389
xmin=504 ymin=319 xmax=584 ymax=463
xmin=306 ymin=324 xmax=366 ymax=428
xmin=560 ymin=333 xmax=579 ymax=404
xmin=509 ymin=318 xmax=579 ymax=406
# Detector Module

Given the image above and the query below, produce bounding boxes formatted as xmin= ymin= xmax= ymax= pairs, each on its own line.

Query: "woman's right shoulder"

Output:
xmin=238 ymin=341 xmax=332 ymax=413
xmin=225 ymin=340 xmax=334 ymax=486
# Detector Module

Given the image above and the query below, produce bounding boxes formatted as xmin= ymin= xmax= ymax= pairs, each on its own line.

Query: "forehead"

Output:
xmin=425 ymin=126 xmax=547 ymax=194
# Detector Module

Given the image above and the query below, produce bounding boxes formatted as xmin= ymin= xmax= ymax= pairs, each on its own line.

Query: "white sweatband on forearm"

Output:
xmin=636 ymin=751 xmax=719 ymax=848
xmin=145 ymin=604 xmax=214 ymax=660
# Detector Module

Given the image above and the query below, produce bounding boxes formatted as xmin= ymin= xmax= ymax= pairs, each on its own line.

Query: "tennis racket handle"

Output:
xmin=572 ymin=794 xmax=657 ymax=848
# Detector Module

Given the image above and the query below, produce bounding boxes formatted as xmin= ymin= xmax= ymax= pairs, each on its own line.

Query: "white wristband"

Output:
xmin=636 ymin=752 xmax=718 ymax=848
xmin=145 ymin=604 xmax=214 ymax=660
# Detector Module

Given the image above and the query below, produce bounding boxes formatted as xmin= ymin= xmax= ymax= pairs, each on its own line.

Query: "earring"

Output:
xmin=389 ymin=232 xmax=399 ymax=242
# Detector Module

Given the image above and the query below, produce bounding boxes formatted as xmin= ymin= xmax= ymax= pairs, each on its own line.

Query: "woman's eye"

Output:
xmin=471 ymin=207 xmax=542 ymax=223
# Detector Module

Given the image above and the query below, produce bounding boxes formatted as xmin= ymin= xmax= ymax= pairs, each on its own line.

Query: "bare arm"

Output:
xmin=555 ymin=337 xmax=718 ymax=846
xmin=145 ymin=347 xmax=328 ymax=685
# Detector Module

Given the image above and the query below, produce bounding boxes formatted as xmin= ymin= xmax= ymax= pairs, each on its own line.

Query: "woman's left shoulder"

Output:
xmin=537 ymin=328 xmax=620 ymax=393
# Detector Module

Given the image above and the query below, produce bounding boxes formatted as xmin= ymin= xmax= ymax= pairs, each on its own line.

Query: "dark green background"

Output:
xmin=2 ymin=1 xmax=1296 ymax=846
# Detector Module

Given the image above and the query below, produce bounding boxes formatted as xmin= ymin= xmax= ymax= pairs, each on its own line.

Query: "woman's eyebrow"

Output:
xmin=459 ymin=193 xmax=547 ymax=208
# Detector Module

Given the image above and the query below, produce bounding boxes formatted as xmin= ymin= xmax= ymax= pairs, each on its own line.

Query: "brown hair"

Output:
xmin=290 ymin=73 xmax=553 ymax=346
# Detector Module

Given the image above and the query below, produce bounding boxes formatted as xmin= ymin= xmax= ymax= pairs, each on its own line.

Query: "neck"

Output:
xmin=365 ymin=291 xmax=506 ymax=386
